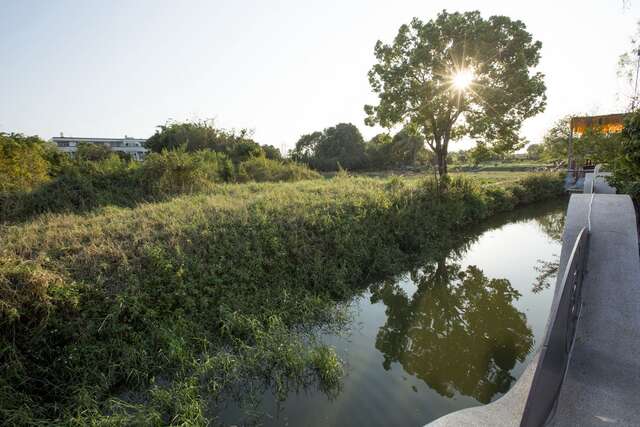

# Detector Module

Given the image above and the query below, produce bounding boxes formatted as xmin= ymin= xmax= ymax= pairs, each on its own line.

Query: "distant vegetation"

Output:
xmin=290 ymin=123 xmax=431 ymax=172
xmin=523 ymin=116 xmax=623 ymax=166
xmin=0 ymin=129 xmax=319 ymax=223
xmin=146 ymin=120 xmax=283 ymax=162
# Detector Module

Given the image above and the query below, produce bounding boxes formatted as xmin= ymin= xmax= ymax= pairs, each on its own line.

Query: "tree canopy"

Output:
xmin=526 ymin=143 xmax=544 ymax=161
xmin=291 ymin=123 xmax=432 ymax=171
xmin=290 ymin=123 xmax=367 ymax=171
xmin=365 ymin=10 xmax=546 ymax=175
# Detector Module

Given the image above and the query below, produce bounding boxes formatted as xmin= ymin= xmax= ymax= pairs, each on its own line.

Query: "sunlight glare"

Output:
xmin=452 ymin=69 xmax=474 ymax=91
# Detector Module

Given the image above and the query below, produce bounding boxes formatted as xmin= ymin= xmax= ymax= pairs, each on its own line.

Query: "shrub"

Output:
xmin=0 ymin=133 xmax=52 ymax=192
xmin=611 ymin=111 xmax=640 ymax=202
xmin=145 ymin=120 xmax=268 ymax=163
xmin=138 ymin=149 xmax=233 ymax=196
xmin=236 ymin=156 xmax=321 ymax=182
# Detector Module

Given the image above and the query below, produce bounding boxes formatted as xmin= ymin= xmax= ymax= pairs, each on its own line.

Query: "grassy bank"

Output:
xmin=0 ymin=173 xmax=564 ymax=425
xmin=0 ymin=151 xmax=320 ymax=224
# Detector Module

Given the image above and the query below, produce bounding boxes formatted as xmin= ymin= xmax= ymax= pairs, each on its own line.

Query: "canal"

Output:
xmin=220 ymin=198 xmax=566 ymax=426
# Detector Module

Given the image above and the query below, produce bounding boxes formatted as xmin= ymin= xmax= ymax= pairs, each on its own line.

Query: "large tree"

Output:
xmin=291 ymin=123 xmax=367 ymax=171
xmin=365 ymin=10 xmax=546 ymax=176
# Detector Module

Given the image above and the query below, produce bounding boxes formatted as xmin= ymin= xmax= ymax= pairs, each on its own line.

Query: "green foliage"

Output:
xmin=540 ymin=116 xmax=623 ymax=166
xmin=0 ymin=149 xmax=319 ymax=223
xmin=145 ymin=120 xmax=266 ymax=163
xmin=139 ymin=149 xmax=232 ymax=196
xmin=0 ymin=173 xmax=564 ymax=424
xmin=469 ymin=143 xmax=494 ymax=166
xmin=526 ymin=143 xmax=544 ymax=160
xmin=365 ymin=133 xmax=395 ymax=170
xmin=237 ymin=156 xmax=321 ymax=182
xmin=261 ymin=144 xmax=283 ymax=160
xmin=365 ymin=10 xmax=546 ymax=175
xmin=388 ymin=129 xmax=430 ymax=167
xmin=611 ymin=111 xmax=640 ymax=201
xmin=0 ymin=133 xmax=54 ymax=192
xmin=540 ymin=116 xmax=571 ymax=162
xmin=291 ymin=123 xmax=368 ymax=171
xmin=75 ymin=142 xmax=113 ymax=162
xmin=0 ymin=155 xmax=142 ymax=222
xmin=294 ymin=125 xmax=430 ymax=172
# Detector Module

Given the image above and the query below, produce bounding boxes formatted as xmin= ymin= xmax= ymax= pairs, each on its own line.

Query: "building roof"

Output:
xmin=52 ymin=136 xmax=147 ymax=141
xmin=571 ymin=113 xmax=626 ymax=135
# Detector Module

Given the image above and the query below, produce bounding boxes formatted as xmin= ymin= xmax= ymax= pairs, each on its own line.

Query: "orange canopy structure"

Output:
xmin=570 ymin=113 xmax=626 ymax=135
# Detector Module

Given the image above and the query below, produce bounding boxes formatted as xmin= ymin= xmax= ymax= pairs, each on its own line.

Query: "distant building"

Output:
xmin=51 ymin=134 xmax=148 ymax=160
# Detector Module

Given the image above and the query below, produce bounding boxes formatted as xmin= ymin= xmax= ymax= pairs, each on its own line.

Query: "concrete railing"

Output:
xmin=584 ymin=164 xmax=615 ymax=194
xmin=519 ymin=227 xmax=588 ymax=426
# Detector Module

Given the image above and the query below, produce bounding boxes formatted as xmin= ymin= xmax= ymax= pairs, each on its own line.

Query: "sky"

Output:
xmin=2 ymin=0 xmax=639 ymax=153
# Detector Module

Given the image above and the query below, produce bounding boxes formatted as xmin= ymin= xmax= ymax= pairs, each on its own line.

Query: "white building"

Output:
xmin=51 ymin=135 xmax=148 ymax=161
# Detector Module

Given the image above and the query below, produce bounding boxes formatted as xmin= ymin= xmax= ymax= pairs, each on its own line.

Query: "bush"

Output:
xmin=145 ymin=120 xmax=269 ymax=163
xmin=138 ymin=149 xmax=233 ymax=196
xmin=0 ymin=133 xmax=52 ymax=192
xmin=0 ymin=155 xmax=141 ymax=222
xmin=236 ymin=156 xmax=321 ymax=182
xmin=611 ymin=111 xmax=640 ymax=202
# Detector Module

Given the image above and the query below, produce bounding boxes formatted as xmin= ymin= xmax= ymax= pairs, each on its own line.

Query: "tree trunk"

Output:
xmin=435 ymin=148 xmax=447 ymax=176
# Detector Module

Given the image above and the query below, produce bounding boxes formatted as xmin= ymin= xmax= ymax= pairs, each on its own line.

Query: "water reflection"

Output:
xmin=371 ymin=259 xmax=533 ymax=403
xmin=532 ymin=210 xmax=565 ymax=293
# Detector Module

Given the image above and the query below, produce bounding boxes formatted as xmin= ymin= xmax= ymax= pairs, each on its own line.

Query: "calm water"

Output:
xmin=221 ymin=199 xmax=566 ymax=426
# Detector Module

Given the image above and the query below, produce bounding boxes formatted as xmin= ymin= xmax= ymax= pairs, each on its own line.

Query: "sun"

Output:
xmin=452 ymin=69 xmax=474 ymax=91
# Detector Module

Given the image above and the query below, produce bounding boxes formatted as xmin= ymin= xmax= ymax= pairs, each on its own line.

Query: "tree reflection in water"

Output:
xmin=532 ymin=210 xmax=565 ymax=293
xmin=370 ymin=259 xmax=534 ymax=404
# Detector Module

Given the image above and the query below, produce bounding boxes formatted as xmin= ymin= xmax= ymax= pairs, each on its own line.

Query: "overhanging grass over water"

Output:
xmin=0 ymin=173 xmax=564 ymax=425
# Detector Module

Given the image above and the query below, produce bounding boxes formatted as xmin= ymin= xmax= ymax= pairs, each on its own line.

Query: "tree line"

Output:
xmin=289 ymin=123 xmax=431 ymax=171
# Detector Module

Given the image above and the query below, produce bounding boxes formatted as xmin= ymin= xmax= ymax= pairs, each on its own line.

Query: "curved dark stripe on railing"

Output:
xmin=519 ymin=227 xmax=589 ymax=427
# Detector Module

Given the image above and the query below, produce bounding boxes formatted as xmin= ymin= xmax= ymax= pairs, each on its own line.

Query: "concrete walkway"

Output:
xmin=548 ymin=194 xmax=640 ymax=426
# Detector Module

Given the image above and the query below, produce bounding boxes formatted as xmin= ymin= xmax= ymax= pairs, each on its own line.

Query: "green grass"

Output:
xmin=0 ymin=173 xmax=565 ymax=425
xmin=325 ymin=168 xmax=549 ymax=183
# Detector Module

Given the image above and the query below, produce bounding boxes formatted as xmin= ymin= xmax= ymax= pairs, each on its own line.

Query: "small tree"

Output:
xmin=469 ymin=143 xmax=493 ymax=167
xmin=291 ymin=123 xmax=367 ymax=171
xmin=365 ymin=10 xmax=546 ymax=176
xmin=76 ymin=142 xmax=113 ymax=162
xmin=526 ymin=143 xmax=544 ymax=161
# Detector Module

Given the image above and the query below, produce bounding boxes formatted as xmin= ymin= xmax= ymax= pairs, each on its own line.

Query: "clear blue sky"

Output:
xmin=1 ymin=0 xmax=639 ymax=152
